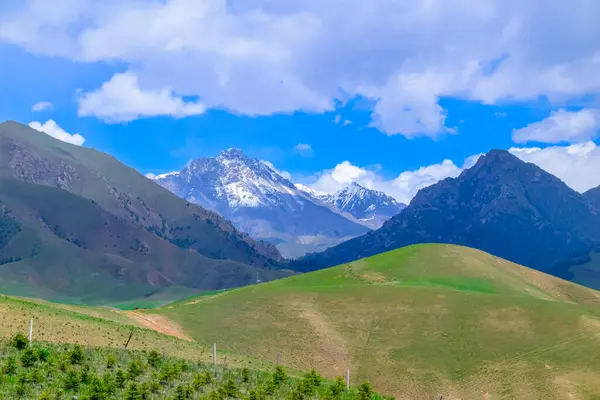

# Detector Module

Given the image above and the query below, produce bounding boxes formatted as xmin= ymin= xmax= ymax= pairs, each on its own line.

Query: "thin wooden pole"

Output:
xmin=29 ymin=319 xmax=33 ymax=346
xmin=346 ymin=368 xmax=350 ymax=390
xmin=213 ymin=343 xmax=217 ymax=366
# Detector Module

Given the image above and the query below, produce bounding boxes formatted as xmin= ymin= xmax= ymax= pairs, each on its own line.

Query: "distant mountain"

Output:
xmin=290 ymin=150 xmax=600 ymax=289
xmin=320 ymin=183 xmax=405 ymax=228
xmin=0 ymin=121 xmax=289 ymax=304
xmin=294 ymin=184 xmax=328 ymax=201
xmin=584 ymin=186 xmax=600 ymax=209
xmin=153 ymin=149 xmax=369 ymax=258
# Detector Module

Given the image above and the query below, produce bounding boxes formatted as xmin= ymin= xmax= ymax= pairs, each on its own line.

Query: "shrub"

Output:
xmin=29 ymin=368 xmax=44 ymax=385
xmin=246 ymin=389 xmax=265 ymax=400
xmin=102 ymin=372 xmax=116 ymax=395
xmin=68 ymin=345 xmax=85 ymax=365
xmin=208 ymin=390 xmax=223 ymax=400
xmin=261 ymin=379 xmax=276 ymax=396
xmin=36 ymin=348 xmax=51 ymax=362
xmin=174 ymin=384 xmax=193 ymax=400
xmin=304 ymin=369 xmax=323 ymax=388
xmin=115 ymin=368 xmax=126 ymax=388
xmin=326 ymin=377 xmax=346 ymax=400
xmin=124 ymin=382 xmax=140 ymax=400
xmin=80 ymin=364 xmax=92 ymax=384
xmin=242 ymin=367 xmax=250 ymax=383
xmin=147 ymin=350 xmax=161 ymax=368
xmin=357 ymin=382 xmax=373 ymax=400
xmin=15 ymin=373 xmax=29 ymax=397
xmin=85 ymin=376 xmax=108 ymax=400
xmin=148 ymin=379 xmax=161 ymax=394
xmin=11 ymin=333 xmax=29 ymax=350
xmin=219 ymin=379 xmax=239 ymax=399
xmin=273 ymin=366 xmax=287 ymax=386
xmin=37 ymin=390 xmax=55 ymax=400
xmin=127 ymin=360 xmax=143 ymax=380
xmin=106 ymin=355 xmax=116 ymax=369
xmin=3 ymin=355 xmax=18 ymax=375
xmin=63 ymin=370 xmax=80 ymax=391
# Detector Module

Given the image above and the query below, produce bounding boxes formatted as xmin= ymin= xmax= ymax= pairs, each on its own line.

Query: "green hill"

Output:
xmin=0 ymin=295 xmax=387 ymax=399
xmin=0 ymin=121 xmax=289 ymax=303
xmin=149 ymin=244 xmax=600 ymax=399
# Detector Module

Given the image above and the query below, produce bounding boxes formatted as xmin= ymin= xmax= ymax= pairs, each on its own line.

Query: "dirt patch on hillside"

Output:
xmin=480 ymin=307 xmax=532 ymax=334
xmin=126 ymin=311 xmax=193 ymax=341
xmin=289 ymin=298 xmax=349 ymax=376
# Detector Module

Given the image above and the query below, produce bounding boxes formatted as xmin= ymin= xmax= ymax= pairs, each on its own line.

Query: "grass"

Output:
xmin=0 ymin=295 xmax=273 ymax=371
xmin=147 ymin=244 xmax=600 ymax=399
xmin=0 ymin=336 xmax=387 ymax=399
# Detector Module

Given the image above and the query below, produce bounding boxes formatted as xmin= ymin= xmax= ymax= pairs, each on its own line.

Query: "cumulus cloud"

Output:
xmin=513 ymin=109 xmax=600 ymax=144
xmin=31 ymin=101 xmax=53 ymax=112
xmin=307 ymin=157 xmax=472 ymax=204
xmin=2 ymin=0 xmax=599 ymax=137
xmin=306 ymin=142 xmax=600 ymax=204
xmin=29 ymin=120 xmax=85 ymax=146
xmin=77 ymin=72 xmax=206 ymax=123
xmin=293 ymin=143 xmax=313 ymax=157
xmin=261 ymin=160 xmax=292 ymax=181
xmin=509 ymin=142 xmax=600 ymax=193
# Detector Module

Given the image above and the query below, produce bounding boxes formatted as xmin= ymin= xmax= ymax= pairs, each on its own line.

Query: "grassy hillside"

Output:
xmin=0 ymin=121 xmax=291 ymax=303
xmin=150 ymin=244 xmax=600 ymax=399
xmin=0 ymin=295 xmax=387 ymax=399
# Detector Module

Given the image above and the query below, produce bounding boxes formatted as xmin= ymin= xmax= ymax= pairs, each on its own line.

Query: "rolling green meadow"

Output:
xmin=149 ymin=244 xmax=600 ymax=399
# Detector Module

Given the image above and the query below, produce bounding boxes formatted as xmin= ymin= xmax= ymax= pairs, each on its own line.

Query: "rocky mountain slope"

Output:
xmin=290 ymin=150 xmax=600 ymax=289
xmin=0 ymin=121 xmax=289 ymax=303
xmin=585 ymin=185 xmax=600 ymax=208
xmin=153 ymin=149 xmax=370 ymax=258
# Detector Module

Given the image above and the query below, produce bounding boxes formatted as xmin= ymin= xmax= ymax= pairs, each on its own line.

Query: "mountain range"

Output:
xmin=0 ymin=121 xmax=289 ymax=304
xmin=290 ymin=150 xmax=600 ymax=290
xmin=152 ymin=149 xmax=404 ymax=258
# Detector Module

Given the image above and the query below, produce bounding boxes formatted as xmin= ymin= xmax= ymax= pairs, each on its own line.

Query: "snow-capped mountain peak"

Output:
xmin=152 ymin=149 xmax=369 ymax=258
xmin=294 ymin=184 xmax=327 ymax=199
xmin=322 ymin=183 xmax=406 ymax=228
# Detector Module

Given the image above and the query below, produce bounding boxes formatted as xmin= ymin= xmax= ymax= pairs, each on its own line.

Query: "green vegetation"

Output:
xmin=149 ymin=244 xmax=600 ymax=399
xmin=0 ymin=334 xmax=384 ymax=399
xmin=0 ymin=121 xmax=288 ymax=304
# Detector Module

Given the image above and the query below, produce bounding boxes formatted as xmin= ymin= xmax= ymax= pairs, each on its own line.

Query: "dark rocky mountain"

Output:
xmin=584 ymin=186 xmax=600 ymax=209
xmin=0 ymin=121 xmax=289 ymax=303
xmin=290 ymin=150 xmax=600 ymax=288
xmin=319 ymin=182 xmax=405 ymax=228
xmin=153 ymin=149 xmax=369 ymax=258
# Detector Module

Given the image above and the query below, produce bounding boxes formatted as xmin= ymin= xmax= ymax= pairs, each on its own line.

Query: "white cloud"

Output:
xmin=77 ymin=72 xmax=206 ymax=123
xmin=293 ymin=143 xmax=313 ymax=157
xmin=29 ymin=120 xmax=85 ymax=146
xmin=307 ymin=157 xmax=472 ymax=204
xmin=261 ymin=160 xmax=292 ymax=180
xmin=343 ymin=119 xmax=352 ymax=126
xmin=512 ymin=109 xmax=600 ymax=144
xmin=510 ymin=142 xmax=600 ymax=193
xmin=144 ymin=172 xmax=157 ymax=179
xmin=31 ymin=101 xmax=53 ymax=112
xmin=2 ymin=1 xmax=599 ymax=137
xmin=333 ymin=115 xmax=341 ymax=124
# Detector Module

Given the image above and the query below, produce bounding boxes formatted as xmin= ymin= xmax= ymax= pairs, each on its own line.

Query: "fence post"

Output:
xmin=213 ymin=343 xmax=217 ymax=366
xmin=346 ymin=368 xmax=350 ymax=390
xmin=29 ymin=319 xmax=33 ymax=346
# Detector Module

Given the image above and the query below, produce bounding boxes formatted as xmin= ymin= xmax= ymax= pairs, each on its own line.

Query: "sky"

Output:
xmin=1 ymin=0 xmax=600 ymax=204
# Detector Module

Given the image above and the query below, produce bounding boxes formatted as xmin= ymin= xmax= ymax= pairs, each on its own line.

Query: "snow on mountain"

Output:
xmin=294 ymin=184 xmax=328 ymax=200
xmin=153 ymin=149 xmax=369 ymax=258
xmin=321 ymin=182 xmax=406 ymax=228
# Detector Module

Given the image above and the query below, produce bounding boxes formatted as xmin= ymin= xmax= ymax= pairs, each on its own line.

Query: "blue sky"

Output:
xmin=1 ymin=1 xmax=599 ymax=203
